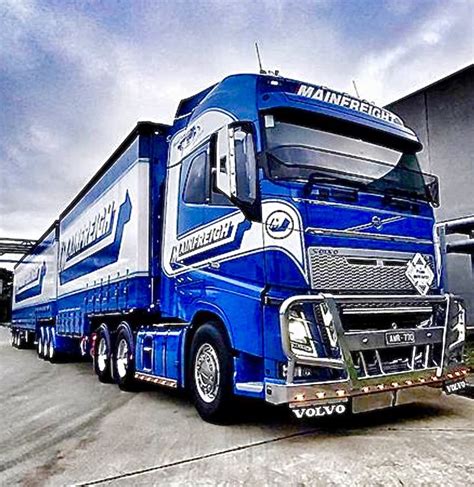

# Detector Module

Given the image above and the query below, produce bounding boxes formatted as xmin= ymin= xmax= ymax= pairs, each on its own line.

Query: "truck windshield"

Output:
xmin=265 ymin=120 xmax=437 ymax=203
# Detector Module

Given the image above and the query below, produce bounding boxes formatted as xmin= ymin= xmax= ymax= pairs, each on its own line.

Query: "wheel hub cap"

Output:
xmin=195 ymin=343 xmax=220 ymax=403
xmin=97 ymin=337 xmax=108 ymax=372
xmin=116 ymin=339 xmax=129 ymax=378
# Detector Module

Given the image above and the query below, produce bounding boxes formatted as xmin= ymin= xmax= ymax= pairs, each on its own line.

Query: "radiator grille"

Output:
xmin=308 ymin=247 xmax=435 ymax=294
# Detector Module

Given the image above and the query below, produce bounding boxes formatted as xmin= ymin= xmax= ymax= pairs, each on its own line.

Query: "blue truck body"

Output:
xmin=11 ymin=74 xmax=467 ymax=421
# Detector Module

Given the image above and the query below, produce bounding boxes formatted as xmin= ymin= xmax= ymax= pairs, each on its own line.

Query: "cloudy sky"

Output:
xmin=0 ymin=0 xmax=473 ymax=266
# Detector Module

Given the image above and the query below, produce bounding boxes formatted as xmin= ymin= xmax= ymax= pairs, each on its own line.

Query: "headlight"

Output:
xmin=288 ymin=309 xmax=317 ymax=357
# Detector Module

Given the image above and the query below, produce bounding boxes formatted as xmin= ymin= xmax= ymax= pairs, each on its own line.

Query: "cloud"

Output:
xmin=0 ymin=0 xmax=472 ymax=268
xmin=353 ymin=0 xmax=473 ymax=103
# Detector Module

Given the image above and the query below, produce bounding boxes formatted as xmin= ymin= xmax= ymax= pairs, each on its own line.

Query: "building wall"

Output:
xmin=387 ymin=65 xmax=474 ymax=324
xmin=0 ymin=268 xmax=13 ymax=322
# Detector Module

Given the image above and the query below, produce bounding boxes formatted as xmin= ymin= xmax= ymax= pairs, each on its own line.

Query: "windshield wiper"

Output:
xmin=267 ymin=152 xmax=364 ymax=195
xmin=303 ymin=171 xmax=363 ymax=196
xmin=380 ymin=186 xmax=427 ymax=203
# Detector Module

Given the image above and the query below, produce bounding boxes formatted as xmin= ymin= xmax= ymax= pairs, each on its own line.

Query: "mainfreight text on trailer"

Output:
xmin=10 ymin=74 xmax=468 ymax=422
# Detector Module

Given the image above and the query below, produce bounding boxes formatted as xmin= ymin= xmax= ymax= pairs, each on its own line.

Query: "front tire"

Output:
xmin=189 ymin=323 xmax=234 ymax=424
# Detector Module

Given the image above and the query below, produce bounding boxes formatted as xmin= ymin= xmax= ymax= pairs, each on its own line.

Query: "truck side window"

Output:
xmin=210 ymin=185 xmax=230 ymax=206
xmin=184 ymin=151 xmax=209 ymax=204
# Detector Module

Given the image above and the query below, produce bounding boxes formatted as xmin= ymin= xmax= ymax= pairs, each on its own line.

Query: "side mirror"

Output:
xmin=213 ymin=122 xmax=259 ymax=216
xmin=426 ymin=176 xmax=440 ymax=208
xmin=214 ymin=125 xmax=235 ymax=198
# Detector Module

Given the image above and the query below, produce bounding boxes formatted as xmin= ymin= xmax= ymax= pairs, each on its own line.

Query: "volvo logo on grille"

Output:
xmin=346 ymin=215 xmax=404 ymax=232
xmin=372 ymin=216 xmax=382 ymax=229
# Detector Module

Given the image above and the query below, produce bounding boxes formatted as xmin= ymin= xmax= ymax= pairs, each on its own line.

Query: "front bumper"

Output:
xmin=265 ymin=368 xmax=468 ymax=413
xmin=267 ymin=293 xmax=467 ymax=413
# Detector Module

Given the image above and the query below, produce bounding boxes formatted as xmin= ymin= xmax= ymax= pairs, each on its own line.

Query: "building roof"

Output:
xmin=387 ymin=63 xmax=473 ymax=106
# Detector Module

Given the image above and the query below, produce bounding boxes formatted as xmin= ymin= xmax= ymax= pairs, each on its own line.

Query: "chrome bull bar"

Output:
xmin=266 ymin=293 xmax=467 ymax=409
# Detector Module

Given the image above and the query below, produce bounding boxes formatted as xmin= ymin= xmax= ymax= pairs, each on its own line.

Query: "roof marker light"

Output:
xmin=316 ymin=392 xmax=326 ymax=399
xmin=336 ymin=390 xmax=345 ymax=397
xmin=295 ymin=393 xmax=305 ymax=401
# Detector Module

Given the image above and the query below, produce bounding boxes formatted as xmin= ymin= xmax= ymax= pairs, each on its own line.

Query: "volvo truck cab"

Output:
xmin=160 ymin=74 xmax=466 ymax=420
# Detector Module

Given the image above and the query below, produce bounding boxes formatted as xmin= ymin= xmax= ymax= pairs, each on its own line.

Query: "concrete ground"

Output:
xmin=0 ymin=326 xmax=473 ymax=486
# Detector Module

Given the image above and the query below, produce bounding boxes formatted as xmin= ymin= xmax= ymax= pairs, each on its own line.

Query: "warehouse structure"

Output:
xmin=387 ymin=64 xmax=474 ymax=324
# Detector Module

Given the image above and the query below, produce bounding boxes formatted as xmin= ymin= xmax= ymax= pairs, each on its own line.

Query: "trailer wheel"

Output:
xmin=113 ymin=325 xmax=137 ymax=391
xmin=37 ymin=333 xmax=45 ymax=359
xmin=189 ymin=323 xmax=234 ymax=424
xmin=17 ymin=332 xmax=25 ymax=349
xmin=11 ymin=330 xmax=17 ymax=348
xmin=47 ymin=330 xmax=59 ymax=363
xmin=94 ymin=326 xmax=113 ymax=383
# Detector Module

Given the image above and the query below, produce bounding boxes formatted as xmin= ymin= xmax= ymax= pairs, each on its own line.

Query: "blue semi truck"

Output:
xmin=10 ymin=74 xmax=468 ymax=422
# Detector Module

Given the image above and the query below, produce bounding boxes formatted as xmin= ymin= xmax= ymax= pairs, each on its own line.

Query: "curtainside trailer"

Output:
xmin=11 ymin=74 xmax=467 ymax=423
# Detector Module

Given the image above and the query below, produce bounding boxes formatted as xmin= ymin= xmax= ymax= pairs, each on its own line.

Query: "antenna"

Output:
xmin=352 ymin=80 xmax=361 ymax=98
xmin=255 ymin=42 xmax=266 ymax=74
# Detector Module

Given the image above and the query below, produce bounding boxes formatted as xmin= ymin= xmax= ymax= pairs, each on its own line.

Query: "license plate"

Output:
xmin=385 ymin=330 xmax=415 ymax=346
xmin=444 ymin=380 xmax=466 ymax=394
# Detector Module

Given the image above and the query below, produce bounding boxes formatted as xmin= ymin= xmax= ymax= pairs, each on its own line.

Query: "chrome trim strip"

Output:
xmin=309 ymin=246 xmax=425 ymax=260
xmin=306 ymin=227 xmax=432 ymax=244
xmin=347 ymin=215 xmax=404 ymax=232
xmin=292 ymin=197 xmax=433 ymax=220
xmin=341 ymin=306 xmax=433 ymax=315
xmin=235 ymin=382 xmax=264 ymax=393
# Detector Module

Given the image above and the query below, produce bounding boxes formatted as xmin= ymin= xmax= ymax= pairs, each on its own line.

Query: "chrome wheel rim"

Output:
xmin=116 ymin=338 xmax=129 ymax=378
xmin=194 ymin=343 xmax=220 ymax=403
xmin=97 ymin=337 xmax=108 ymax=372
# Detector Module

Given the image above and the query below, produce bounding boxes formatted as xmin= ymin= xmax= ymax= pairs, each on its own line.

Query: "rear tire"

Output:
xmin=17 ymin=332 xmax=25 ymax=349
xmin=189 ymin=323 xmax=234 ymax=424
xmin=47 ymin=330 xmax=59 ymax=363
xmin=113 ymin=324 xmax=137 ymax=391
xmin=94 ymin=325 xmax=113 ymax=383
xmin=37 ymin=334 xmax=45 ymax=359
